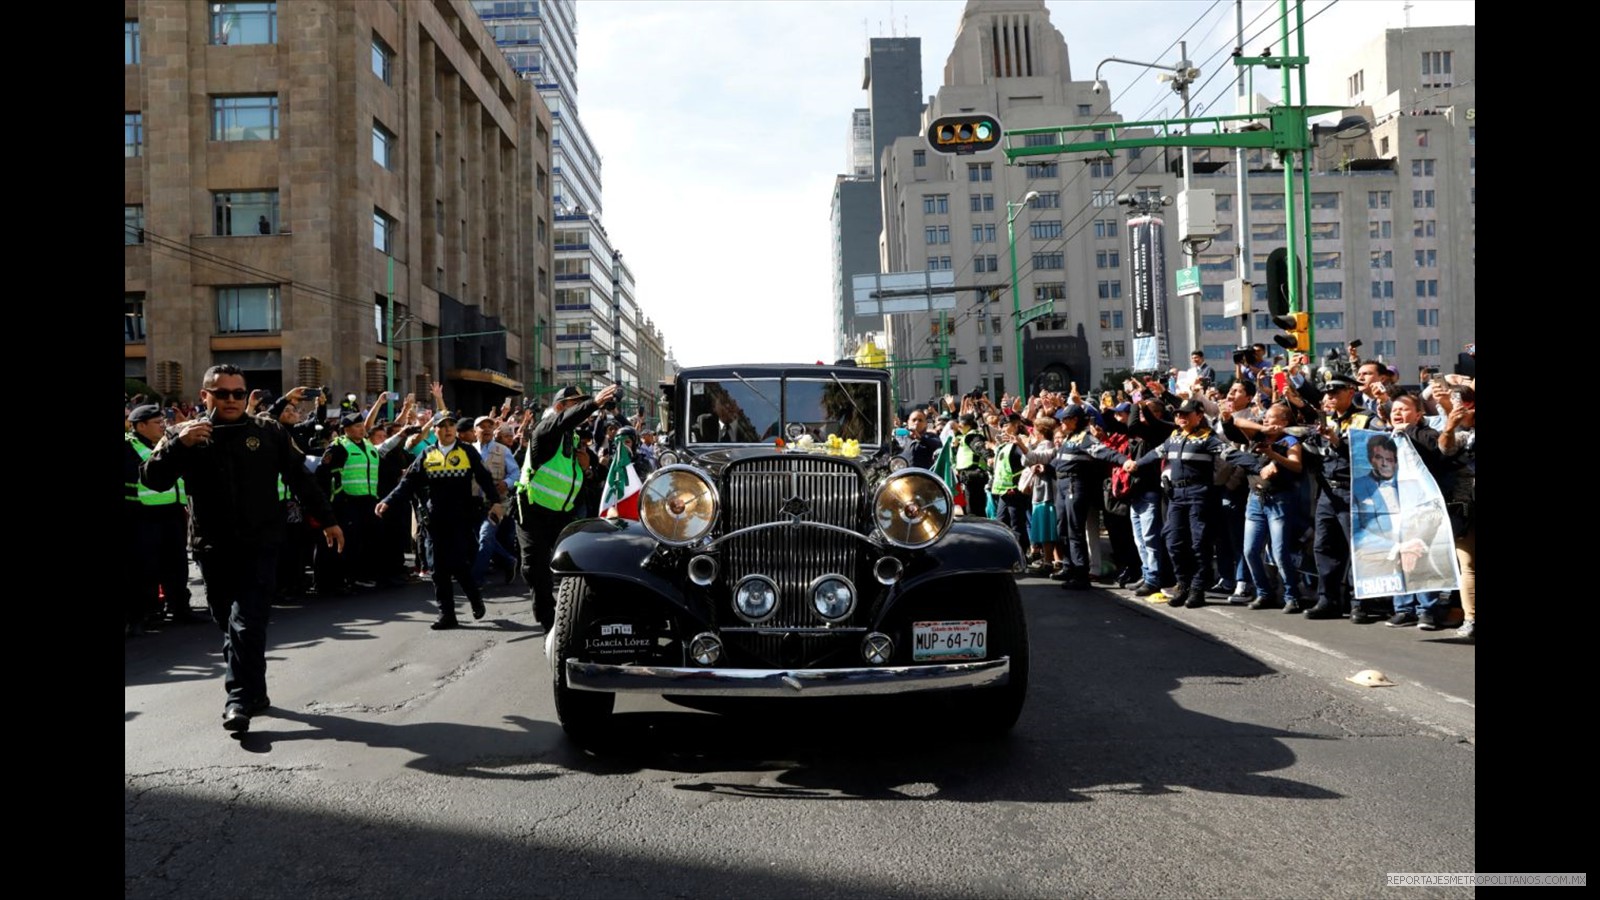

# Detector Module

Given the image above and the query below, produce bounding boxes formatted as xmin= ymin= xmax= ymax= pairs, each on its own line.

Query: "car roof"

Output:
xmin=678 ymin=364 xmax=887 ymax=380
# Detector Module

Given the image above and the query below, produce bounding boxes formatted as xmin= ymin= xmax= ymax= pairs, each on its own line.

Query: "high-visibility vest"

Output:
xmin=125 ymin=433 xmax=184 ymax=506
xmin=954 ymin=432 xmax=985 ymax=472
xmin=518 ymin=433 xmax=582 ymax=512
xmin=422 ymin=444 xmax=473 ymax=477
xmin=992 ymin=443 xmax=1018 ymax=492
xmin=332 ymin=436 xmax=379 ymax=497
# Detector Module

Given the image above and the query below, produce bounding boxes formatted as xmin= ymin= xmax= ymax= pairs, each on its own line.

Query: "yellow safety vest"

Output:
xmin=519 ymin=434 xmax=582 ymax=512
xmin=126 ymin=433 xmax=184 ymax=506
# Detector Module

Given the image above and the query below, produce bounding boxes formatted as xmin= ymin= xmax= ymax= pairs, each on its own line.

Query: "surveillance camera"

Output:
xmin=1091 ymin=80 xmax=1103 ymax=95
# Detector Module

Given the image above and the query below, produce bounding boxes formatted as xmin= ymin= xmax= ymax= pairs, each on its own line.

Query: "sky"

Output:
xmin=575 ymin=0 xmax=1474 ymax=368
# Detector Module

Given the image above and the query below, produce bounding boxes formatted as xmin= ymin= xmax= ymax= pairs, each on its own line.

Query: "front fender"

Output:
xmin=898 ymin=517 xmax=1025 ymax=592
xmin=551 ymin=518 xmax=683 ymax=604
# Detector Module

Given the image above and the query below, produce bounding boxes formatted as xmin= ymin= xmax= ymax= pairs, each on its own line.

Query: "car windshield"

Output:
xmin=685 ymin=377 xmax=882 ymax=446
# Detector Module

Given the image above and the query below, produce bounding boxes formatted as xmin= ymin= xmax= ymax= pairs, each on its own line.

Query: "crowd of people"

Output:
xmin=126 ymin=367 xmax=653 ymax=733
xmin=893 ymin=342 xmax=1476 ymax=639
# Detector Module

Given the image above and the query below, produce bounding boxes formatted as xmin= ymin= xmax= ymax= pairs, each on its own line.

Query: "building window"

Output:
xmin=1093 ymin=218 xmax=1119 ymax=239
xmin=1096 ymin=280 xmax=1122 ymax=299
xmin=1371 ymin=280 xmax=1394 ymax=299
xmin=211 ymin=95 xmax=278 ymax=141
xmin=1414 ymin=249 xmax=1438 ymax=268
xmin=974 ymin=255 xmax=999 ymax=273
xmin=373 ymin=121 xmax=396 ymax=169
xmin=1030 ymin=220 xmax=1063 ymax=240
xmin=372 ymin=35 xmax=394 ymax=85
xmin=1252 ymin=222 xmax=1286 ymax=242
xmin=126 ymin=20 xmax=140 ymax=64
xmin=1416 ymin=129 xmax=1431 ymax=148
xmin=1413 ymin=189 xmax=1436 ymax=208
xmin=1035 ymin=283 xmax=1066 ymax=303
xmin=1310 ymin=193 xmax=1340 ymax=210
xmin=125 ymin=205 xmax=144 ymax=245
xmin=1251 ymin=194 xmax=1285 ymax=211
xmin=923 ymin=225 xmax=949 ymax=245
xmin=1468 ymin=126 xmax=1475 ymax=145
xmin=912 ymin=149 xmax=926 ymax=167
xmin=1411 ymin=159 xmax=1436 ymax=177
xmin=1413 ymin=219 xmax=1436 ymax=238
xmin=1214 ymin=194 xmax=1232 ymax=211
xmin=922 ymin=194 xmax=949 ymax=215
xmin=1370 ymin=250 xmax=1393 ymax=269
xmin=971 ymin=224 xmax=996 ymax=243
xmin=212 ymin=190 xmax=279 ymax=236
xmin=1098 ymin=310 xmax=1125 ymax=329
xmin=1201 ymin=285 xmax=1224 ymax=302
xmin=1033 ymin=252 xmax=1064 ymax=270
xmin=1368 ymin=191 xmax=1391 ymax=209
xmin=967 ymin=163 xmax=993 ymax=182
xmin=1077 ymin=104 xmax=1092 ymax=117
xmin=216 ymin=286 xmax=281 ymax=333
xmin=1313 ymin=281 xmax=1343 ymax=300
xmin=1417 ymin=308 xmax=1440 ymax=327
xmin=1100 ymin=341 xmax=1126 ymax=358
xmin=1096 ymin=250 xmax=1121 ymax=269
xmin=1348 ymin=70 xmax=1363 ymax=97
xmin=374 ymin=208 xmax=395 ymax=254
xmin=1024 ymin=162 xmax=1059 ymax=178
xmin=1089 ymin=159 xmax=1114 ymax=178
xmin=1199 ymin=253 xmax=1232 ymax=273
xmin=1312 ymin=252 xmax=1341 ymax=270
xmin=1421 ymin=50 xmax=1452 ymax=87
xmin=1091 ymin=190 xmax=1114 ymax=208
xmin=210 ymin=2 xmax=277 ymax=45
xmin=1369 ymin=220 xmax=1392 ymax=239
xmin=435 ymin=199 xmax=445 ymax=235
xmin=1415 ymin=279 xmax=1438 ymax=298
xmin=1022 ymin=134 xmax=1053 ymax=148
xmin=970 ymin=194 xmax=995 ymax=212
xmin=1372 ymin=310 xmax=1394 ymax=328
xmin=125 ymin=112 xmax=143 ymax=157
xmin=126 ymin=292 xmax=146 ymax=342
xmin=1029 ymin=192 xmax=1061 ymax=209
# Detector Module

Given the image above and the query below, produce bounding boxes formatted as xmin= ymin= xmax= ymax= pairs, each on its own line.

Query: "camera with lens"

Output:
xmin=1231 ymin=347 xmax=1254 ymax=366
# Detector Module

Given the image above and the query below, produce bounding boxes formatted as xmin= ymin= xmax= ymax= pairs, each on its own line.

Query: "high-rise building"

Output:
xmin=124 ymin=0 xmax=555 ymax=413
xmin=879 ymin=3 xmax=1473 ymax=403
xmin=473 ymin=0 xmax=671 ymax=411
xmin=831 ymin=37 xmax=924 ymax=361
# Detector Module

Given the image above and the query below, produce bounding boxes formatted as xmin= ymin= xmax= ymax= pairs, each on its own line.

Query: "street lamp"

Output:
xmin=1093 ymin=44 xmax=1200 ymax=193
xmin=1005 ymin=190 xmax=1040 ymax=396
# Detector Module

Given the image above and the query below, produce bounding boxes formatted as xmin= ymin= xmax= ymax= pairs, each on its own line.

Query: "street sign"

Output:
xmin=1018 ymin=299 xmax=1055 ymax=327
xmin=1223 ymin=277 xmax=1249 ymax=318
xmin=852 ymin=271 xmax=958 ymax=317
xmin=1176 ymin=265 xmax=1202 ymax=297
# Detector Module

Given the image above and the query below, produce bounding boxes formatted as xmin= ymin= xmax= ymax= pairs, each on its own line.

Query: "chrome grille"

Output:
xmin=721 ymin=456 xmax=864 ymax=629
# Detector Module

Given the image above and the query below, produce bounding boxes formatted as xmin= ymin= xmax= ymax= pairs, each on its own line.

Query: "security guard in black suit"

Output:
xmin=376 ymin=413 xmax=503 ymax=629
xmin=1302 ymin=374 xmax=1377 ymax=621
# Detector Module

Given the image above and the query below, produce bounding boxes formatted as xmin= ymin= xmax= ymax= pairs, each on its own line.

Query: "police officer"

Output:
xmin=1125 ymin=399 xmax=1256 ymax=609
xmin=1302 ymin=373 xmax=1377 ymax=621
xmin=125 ymin=405 xmax=197 ymax=632
xmin=990 ymin=413 xmax=1031 ymax=551
xmin=376 ymin=413 xmax=503 ymax=630
xmin=953 ymin=413 xmax=991 ymax=517
xmin=516 ymin=383 xmax=620 ymax=629
xmin=317 ymin=413 xmax=381 ymax=590
xmin=1048 ymin=405 xmax=1128 ymax=589
xmin=142 ymin=365 xmax=344 ymax=733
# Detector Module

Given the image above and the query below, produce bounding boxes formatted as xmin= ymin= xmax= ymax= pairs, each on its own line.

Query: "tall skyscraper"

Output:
xmin=473 ymin=0 xmax=671 ymax=413
xmin=831 ymin=37 xmax=924 ymax=361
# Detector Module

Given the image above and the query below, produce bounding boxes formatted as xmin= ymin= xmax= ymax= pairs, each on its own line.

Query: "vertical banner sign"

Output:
xmin=1349 ymin=430 xmax=1462 ymax=599
xmin=1128 ymin=215 xmax=1170 ymax=371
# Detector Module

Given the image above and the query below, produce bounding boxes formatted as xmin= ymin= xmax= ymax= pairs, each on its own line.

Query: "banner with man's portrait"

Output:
xmin=1349 ymin=430 xmax=1461 ymax=599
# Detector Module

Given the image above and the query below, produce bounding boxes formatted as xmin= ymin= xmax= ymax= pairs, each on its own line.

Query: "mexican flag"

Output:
xmin=600 ymin=437 xmax=642 ymax=520
xmin=931 ymin=435 xmax=956 ymax=487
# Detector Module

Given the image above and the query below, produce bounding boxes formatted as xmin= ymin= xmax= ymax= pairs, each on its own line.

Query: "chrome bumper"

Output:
xmin=565 ymin=657 xmax=1010 ymax=697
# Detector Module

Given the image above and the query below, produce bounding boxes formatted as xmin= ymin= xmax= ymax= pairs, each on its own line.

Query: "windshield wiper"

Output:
xmin=827 ymin=372 xmax=872 ymax=439
xmin=728 ymin=370 xmax=780 ymax=417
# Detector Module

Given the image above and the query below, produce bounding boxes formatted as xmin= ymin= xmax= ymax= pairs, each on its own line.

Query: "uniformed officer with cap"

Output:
xmin=1302 ymin=372 xmax=1378 ymax=621
xmin=376 ymin=412 xmax=503 ymax=629
xmin=316 ymin=411 xmax=382 ymax=591
xmin=1049 ymin=404 xmax=1129 ymax=588
xmin=953 ymin=413 xmax=991 ymax=517
xmin=125 ymin=404 xmax=197 ymax=632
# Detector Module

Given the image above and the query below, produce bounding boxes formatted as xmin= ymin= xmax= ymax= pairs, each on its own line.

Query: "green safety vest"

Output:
xmin=519 ymin=433 xmax=582 ymax=512
xmin=954 ymin=432 xmax=986 ymax=472
xmin=125 ymin=433 xmax=184 ymax=506
xmin=332 ymin=436 xmax=379 ymax=497
xmin=992 ymin=443 xmax=1018 ymax=492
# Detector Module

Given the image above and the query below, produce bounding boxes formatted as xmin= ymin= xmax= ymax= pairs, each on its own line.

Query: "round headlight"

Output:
xmin=810 ymin=575 xmax=856 ymax=621
xmin=656 ymin=449 xmax=680 ymax=467
xmin=638 ymin=465 xmax=718 ymax=547
xmin=873 ymin=469 xmax=954 ymax=549
xmin=733 ymin=576 xmax=779 ymax=623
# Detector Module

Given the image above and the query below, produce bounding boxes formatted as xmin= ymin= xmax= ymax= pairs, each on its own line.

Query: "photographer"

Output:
xmin=514 ymin=383 xmax=619 ymax=630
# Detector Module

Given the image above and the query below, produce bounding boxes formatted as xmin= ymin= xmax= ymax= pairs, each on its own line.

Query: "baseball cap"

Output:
xmin=474 ymin=416 xmax=497 ymax=430
xmin=1174 ymin=399 xmax=1206 ymax=415
xmin=128 ymin=404 xmax=163 ymax=424
xmin=339 ymin=412 xmax=363 ymax=428
xmin=1113 ymin=401 xmax=1132 ymax=413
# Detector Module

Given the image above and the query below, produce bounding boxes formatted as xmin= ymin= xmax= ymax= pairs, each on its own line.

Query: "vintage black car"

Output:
xmin=547 ymin=363 xmax=1028 ymax=744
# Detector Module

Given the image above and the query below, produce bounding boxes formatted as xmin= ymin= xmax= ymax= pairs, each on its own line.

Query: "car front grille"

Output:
xmin=719 ymin=455 xmax=865 ymax=631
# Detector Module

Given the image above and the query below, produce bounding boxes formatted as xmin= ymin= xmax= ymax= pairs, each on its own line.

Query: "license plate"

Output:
xmin=912 ymin=620 xmax=988 ymax=661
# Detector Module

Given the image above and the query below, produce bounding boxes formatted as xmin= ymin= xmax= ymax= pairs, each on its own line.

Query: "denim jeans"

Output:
xmin=470 ymin=512 xmax=518 ymax=585
xmin=1244 ymin=488 xmax=1307 ymax=604
xmin=1393 ymin=592 xmax=1445 ymax=616
xmin=1215 ymin=488 xmax=1251 ymax=590
xmin=1129 ymin=490 xmax=1173 ymax=587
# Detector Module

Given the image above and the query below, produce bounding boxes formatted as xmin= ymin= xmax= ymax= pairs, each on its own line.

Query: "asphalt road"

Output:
xmin=126 ymin=572 xmax=1475 ymax=898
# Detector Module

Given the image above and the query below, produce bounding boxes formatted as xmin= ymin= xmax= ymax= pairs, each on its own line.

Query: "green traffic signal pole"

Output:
xmin=1006 ymin=199 xmax=1030 ymax=395
xmin=999 ymin=1 xmax=1332 ymax=361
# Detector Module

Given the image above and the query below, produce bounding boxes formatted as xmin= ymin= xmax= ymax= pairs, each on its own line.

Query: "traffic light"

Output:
xmin=927 ymin=114 xmax=1003 ymax=155
xmin=1264 ymin=247 xmax=1308 ymax=351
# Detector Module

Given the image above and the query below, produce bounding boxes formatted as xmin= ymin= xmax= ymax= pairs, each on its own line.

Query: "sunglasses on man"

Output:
xmin=207 ymin=388 xmax=249 ymax=400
